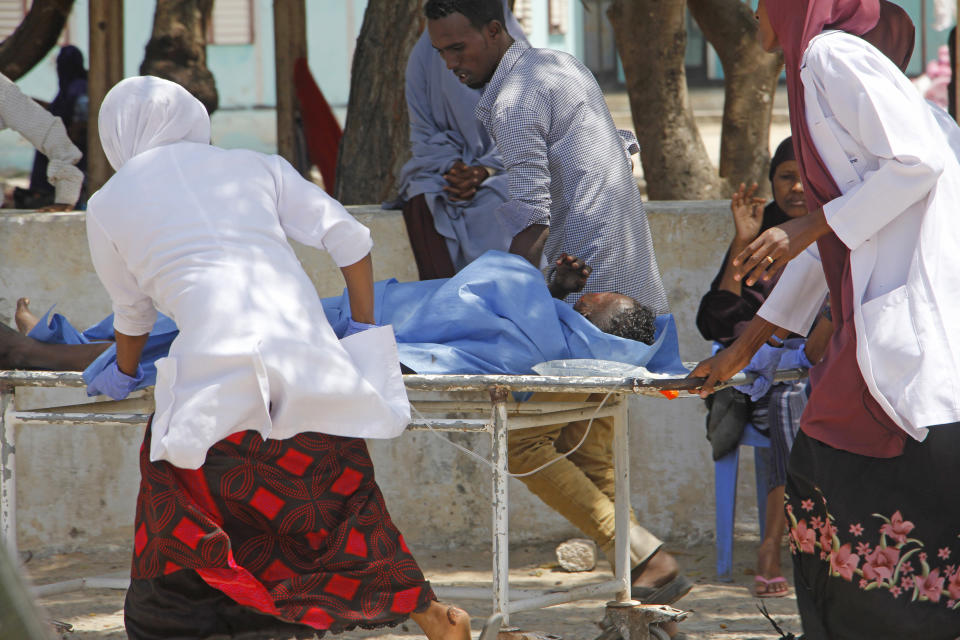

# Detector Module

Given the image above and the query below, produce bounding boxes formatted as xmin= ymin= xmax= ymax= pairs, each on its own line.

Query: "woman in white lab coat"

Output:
xmin=85 ymin=76 xmax=469 ymax=640
xmin=690 ymin=1 xmax=960 ymax=637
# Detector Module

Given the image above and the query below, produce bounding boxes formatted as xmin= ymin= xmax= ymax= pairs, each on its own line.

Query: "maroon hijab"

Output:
xmin=766 ymin=0 xmax=913 ymax=211
xmin=766 ymin=0 xmax=918 ymax=457
xmin=861 ymin=1 xmax=916 ymax=73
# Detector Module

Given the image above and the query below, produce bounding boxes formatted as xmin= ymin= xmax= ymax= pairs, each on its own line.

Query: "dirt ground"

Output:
xmin=21 ymin=534 xmax=802 ymax=640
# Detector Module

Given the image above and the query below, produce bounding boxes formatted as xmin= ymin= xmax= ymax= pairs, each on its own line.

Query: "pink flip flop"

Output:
xmin=753 ymin=575 xmax=789 ymax=598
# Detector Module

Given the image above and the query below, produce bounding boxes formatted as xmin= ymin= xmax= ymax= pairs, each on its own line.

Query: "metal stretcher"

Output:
xmin=1 ymin=368 xmax=800 ymax=638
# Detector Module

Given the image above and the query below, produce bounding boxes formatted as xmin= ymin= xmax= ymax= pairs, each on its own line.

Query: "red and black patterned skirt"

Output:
xmin=124 ymin=424 xmax=436 ymax=639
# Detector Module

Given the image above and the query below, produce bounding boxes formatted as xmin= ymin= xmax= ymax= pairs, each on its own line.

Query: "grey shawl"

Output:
xmin=397 ymin=1 xmax=528 ymax=271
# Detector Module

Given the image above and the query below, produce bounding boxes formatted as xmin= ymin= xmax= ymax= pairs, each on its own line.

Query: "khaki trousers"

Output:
xmin=507 ymin=393 xmax=661 ymax=569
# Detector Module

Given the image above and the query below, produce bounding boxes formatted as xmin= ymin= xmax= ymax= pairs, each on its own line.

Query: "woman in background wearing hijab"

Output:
xmin=24 ymin=45 xmax=88 ymax=208
xmin=691 ymin=0 xmax=960 ymax=636
xmin=696 ymin=137 xmax=832 ymax=598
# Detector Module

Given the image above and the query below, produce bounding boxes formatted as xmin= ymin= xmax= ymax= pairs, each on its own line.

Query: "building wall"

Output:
xmin=685 ymin=0 xmax=952 ymax=81
xmin=0 ymin=202 xmax=759 ymax=556
xmin=0 ymin=1 xmax=583 ymax=173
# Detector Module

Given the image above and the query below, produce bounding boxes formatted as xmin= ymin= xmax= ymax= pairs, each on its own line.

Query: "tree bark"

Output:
xmin=608 ymin=0 xmax=723 ymax=200
xmin=0 ymin=0 xmax=75 ymax=80
xmin=335 ymin=0 xmax=422 ymax=204
xmin=140 ymin=0 xmax=218 ymax=114
xmin=688 ymin=0 xmax=782 ymax=196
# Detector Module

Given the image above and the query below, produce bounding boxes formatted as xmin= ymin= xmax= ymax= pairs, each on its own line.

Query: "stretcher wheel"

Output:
xmin=649 ymin=625 xmax=670 ymax=640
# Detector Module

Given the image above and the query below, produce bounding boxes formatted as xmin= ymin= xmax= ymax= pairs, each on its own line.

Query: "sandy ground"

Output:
xmin=22 ymin=535 xmax=803 ymax=640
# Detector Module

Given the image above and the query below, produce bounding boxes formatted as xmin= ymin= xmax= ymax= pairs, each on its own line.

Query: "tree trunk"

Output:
xmin=334 ymin=0 xmax=422 ymax=204
xmin=140 ymin=0 xmax=218 ymax=114
xmin=688 ymin=0 xmax=782 ymax=196
xmin=608 ymin=0 xmax=722 ymax=200
xmin=0 ymin=0 xmax=75 ymax=80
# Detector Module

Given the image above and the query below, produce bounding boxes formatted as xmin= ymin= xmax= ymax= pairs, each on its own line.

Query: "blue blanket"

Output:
xmin=30 ymin=252 xmax=684 ymax=388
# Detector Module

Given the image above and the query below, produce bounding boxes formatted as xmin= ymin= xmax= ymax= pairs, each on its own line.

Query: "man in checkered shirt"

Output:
xmin=425 ymin=0 xmax=691 ymax=618
xmin=425 ymin=1 xmax=668 ymax=314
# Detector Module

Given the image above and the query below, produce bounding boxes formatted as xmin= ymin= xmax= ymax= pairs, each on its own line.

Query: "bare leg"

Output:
xmin=410 ymin=601 xmax=471 ymax=640
xmin=0 ymin=323 xmax=110 ymax=371
xmin=754 ymin=485 xmax=789 ymax=596
xmin=14 ymin=298 xmax=40 ymax=335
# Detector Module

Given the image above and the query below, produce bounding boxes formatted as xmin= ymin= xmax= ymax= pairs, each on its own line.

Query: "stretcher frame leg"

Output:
xmin=1 ymin=385 xmax=16 ymax=560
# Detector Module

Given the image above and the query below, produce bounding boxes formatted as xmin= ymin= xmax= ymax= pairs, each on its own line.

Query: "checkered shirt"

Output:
xmin=476 ymin=41 xmax=669 ymax=313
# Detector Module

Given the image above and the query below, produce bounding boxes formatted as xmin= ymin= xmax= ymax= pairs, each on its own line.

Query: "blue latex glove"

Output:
xmin=778 ymin=343 xmax=813 ymax=371
xmin=86 ymin=362 xmax=144 ymax=400
xmin=344 ymin=318 xmax=377 ymax=338
xmin=734 ymin=342 xmax=782 ymax=401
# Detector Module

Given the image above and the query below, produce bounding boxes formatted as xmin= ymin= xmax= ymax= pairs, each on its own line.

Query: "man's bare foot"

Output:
xmin=410 ymin=600 xmax=471 ymax=640
xmin=15 ymin=298 xmax=40 ymax=335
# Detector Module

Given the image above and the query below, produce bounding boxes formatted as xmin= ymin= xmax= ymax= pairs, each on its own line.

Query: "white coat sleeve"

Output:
xmin=756 ymin=245 xmax=828 ymax=336
xmin=272 ymin=156 xmax=373 ymax=267
xmin=0 ymin=73 xmax=82 ymax=206
xmin=806 ymin=39 xmax=945 ymax=251
xmin=85 ymin=213 xmax=157 ymax=336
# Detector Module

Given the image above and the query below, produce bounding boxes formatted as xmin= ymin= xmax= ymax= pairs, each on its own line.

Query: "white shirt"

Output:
xmin=87 ymin=77 xmax=410 ymax=469
xmin=759 ymin=31 xmax=960 ymax=441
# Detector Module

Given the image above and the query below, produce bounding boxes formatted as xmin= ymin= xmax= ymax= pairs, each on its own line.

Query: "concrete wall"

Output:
xmin=0 ymin=202 xmax=762 ymax=556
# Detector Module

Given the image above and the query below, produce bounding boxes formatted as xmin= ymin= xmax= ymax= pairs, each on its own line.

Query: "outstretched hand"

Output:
xmin=730 ymin=182 xmax=766 ymax=244
xmin=549 ymin=253 xmax=591 ymax=299
xmin=732 ymin=207 xmax=829 ymax=286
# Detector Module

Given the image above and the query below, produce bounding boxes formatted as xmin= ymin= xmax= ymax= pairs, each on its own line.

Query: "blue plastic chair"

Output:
xmin=714 ymin=422 xmax=771 ymax=582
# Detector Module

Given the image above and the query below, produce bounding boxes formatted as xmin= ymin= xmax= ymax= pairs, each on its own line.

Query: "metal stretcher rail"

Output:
xmin=0 ymin=368 xmax=804 ymax=635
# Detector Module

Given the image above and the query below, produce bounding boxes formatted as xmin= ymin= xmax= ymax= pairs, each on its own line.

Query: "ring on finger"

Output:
xmin=764 ymin=255 xmax=774 ymax=265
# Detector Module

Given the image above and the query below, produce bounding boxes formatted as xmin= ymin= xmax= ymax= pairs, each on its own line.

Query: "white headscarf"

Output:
xmin=98 ymin=75 xmax=210 ymax=171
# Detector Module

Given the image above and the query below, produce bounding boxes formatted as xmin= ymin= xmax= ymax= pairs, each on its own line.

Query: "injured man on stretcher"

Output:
xmin=0 ymin=250 xmax=683 ymax=385
xmin=4 ymin=248 xmax=689 ymax=610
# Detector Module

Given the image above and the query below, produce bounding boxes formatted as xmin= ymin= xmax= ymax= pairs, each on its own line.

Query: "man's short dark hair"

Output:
xmin=424 ymin=0 xmax=506 ymax=31
xmin=606 ymin=302 xmax=656 ymax=345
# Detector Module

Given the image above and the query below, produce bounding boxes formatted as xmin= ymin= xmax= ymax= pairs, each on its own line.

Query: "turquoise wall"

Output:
xmin=901 ymin=0 xmax=953 ymax=76
xmin=11 ymin=0 xmax=367 ymax=110
xmin=12 ymin=0 xmax=586 ymax=109
xmin=721 ymin=0 xmax=950 ymax=79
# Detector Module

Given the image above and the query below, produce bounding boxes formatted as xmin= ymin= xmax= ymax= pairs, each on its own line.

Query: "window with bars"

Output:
xmin=549 ymin=0 xmax=568 ymax=35
xmin=0 ymin=0 xmax=75 ymax=45
xmin=208 ymin=0 xmax=254 ymax=46
xmin=512 ymin=0 xmax=533 ymax=36
xmin=0 ymin=0 xmax=27 ymax=41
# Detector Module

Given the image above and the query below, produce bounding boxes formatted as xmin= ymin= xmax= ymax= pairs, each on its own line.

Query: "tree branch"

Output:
xmin=609 ymin=0 xmax=723 ymax=200
xmin=0 ymin=0 xmax=75 ymax=81
xmin=688 ymin=0 xmax=782 ymax=194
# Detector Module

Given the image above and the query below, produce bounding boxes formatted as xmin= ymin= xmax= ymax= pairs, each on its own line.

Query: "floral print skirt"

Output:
xmin=786 ymin=427 xmax=960 ymax=639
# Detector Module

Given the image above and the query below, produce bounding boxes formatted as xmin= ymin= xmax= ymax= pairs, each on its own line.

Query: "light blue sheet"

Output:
xmin=27 ymin=306 xmax=179 ymax=389
xmin=30 ymin=252 xmax=684 ymax=389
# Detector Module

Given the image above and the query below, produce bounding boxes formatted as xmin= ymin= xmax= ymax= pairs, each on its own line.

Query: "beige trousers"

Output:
xmin=507 ymin=393 xmax=661 ymax=569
